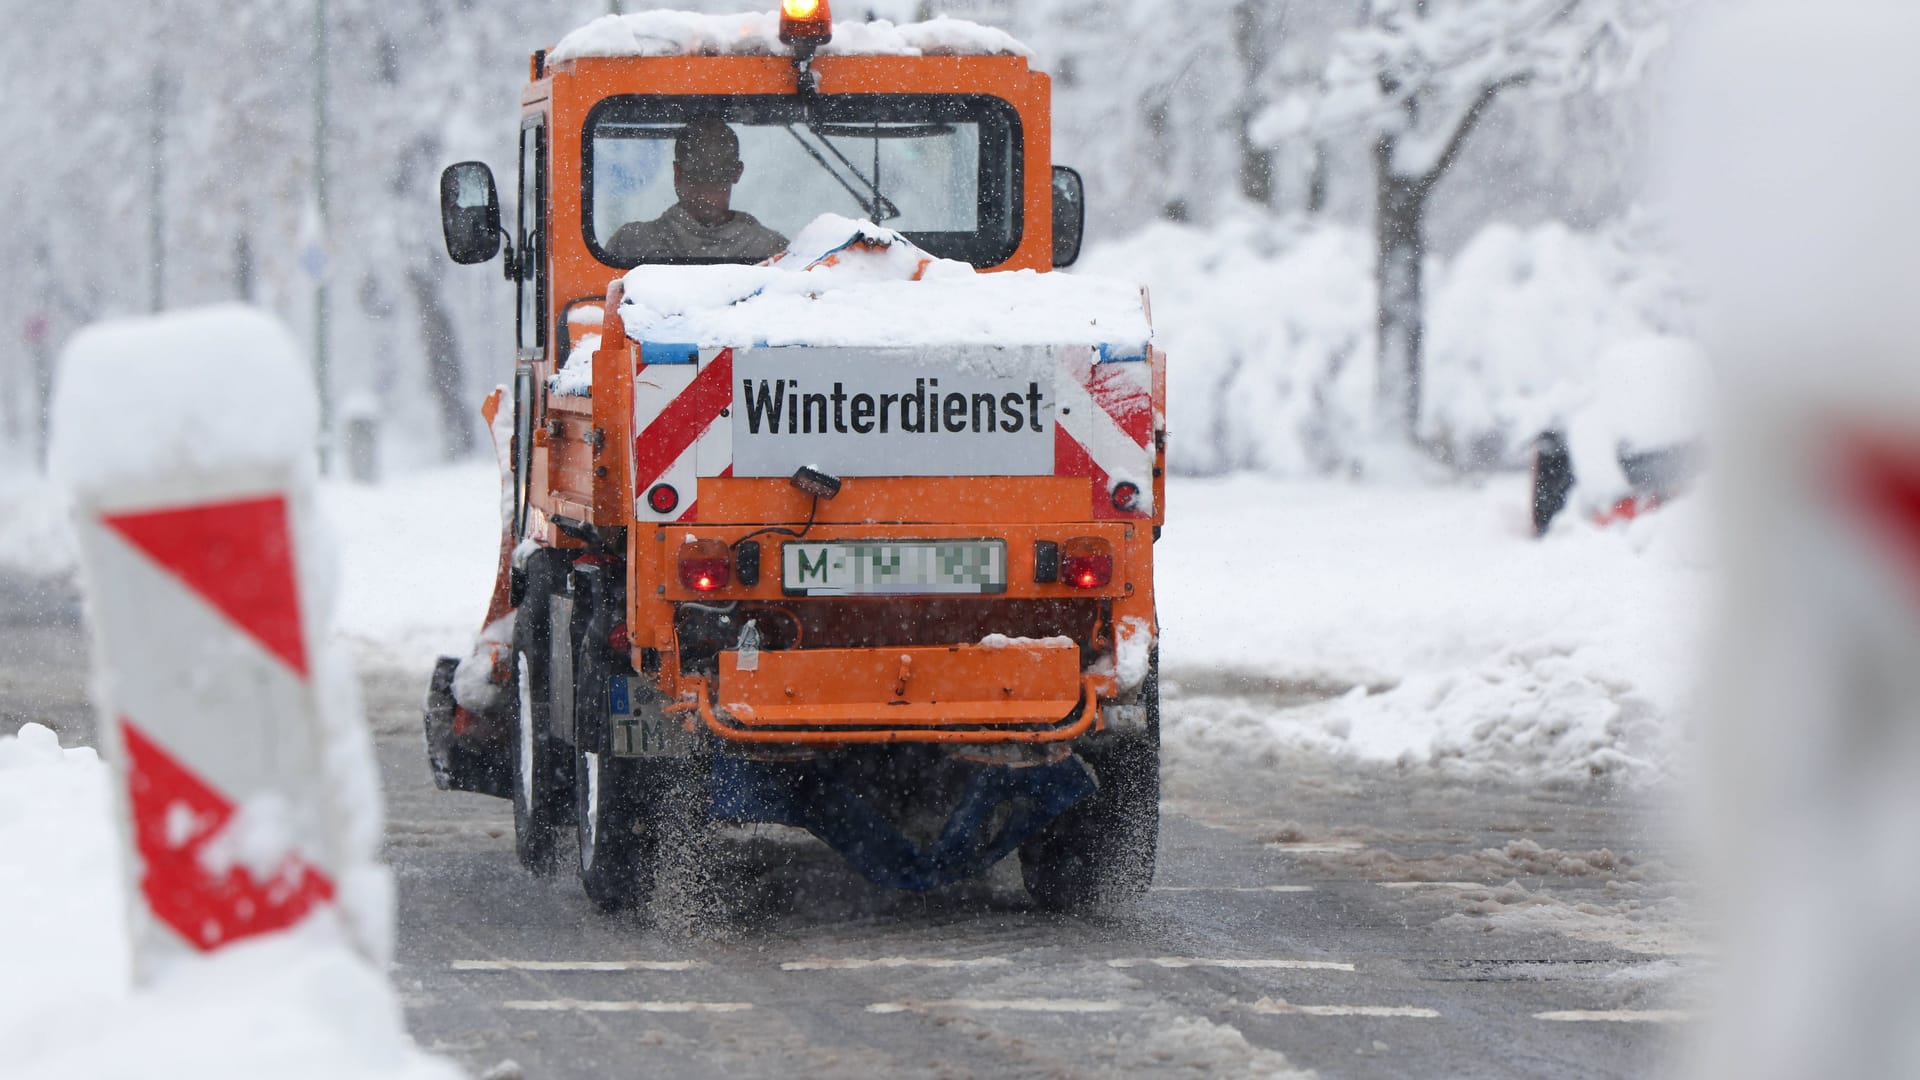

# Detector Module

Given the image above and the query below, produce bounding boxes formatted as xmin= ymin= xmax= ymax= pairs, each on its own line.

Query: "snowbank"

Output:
xmin=619 ymin=214 xmax=1151 ymax=350
xmin=311 ymin=463 xmax=1704 ymax=787
xmin=9 ymin=450 xmax=1704 ymax=786
xmin=549 ymin=11 xmax=1029 ymax=66
xmin=319 ymin=463 xmax=505 ymax=670
xmin=0 ymin=724 xmax=460 ymax=1080
xmin=1076 ymin=216 xmax=1697 ymax=476
xmin=0 ymin=724 xmax=122 ymax=1016
xmin=0 ymin=469 xmax=77 ymax=578
xmin=1157 ymin=473 xmax=1709 ymax=786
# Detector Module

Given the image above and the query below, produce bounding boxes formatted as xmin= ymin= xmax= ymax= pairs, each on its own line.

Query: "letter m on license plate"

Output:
xmin=783 ymin=540 xmax=1007 ymax=596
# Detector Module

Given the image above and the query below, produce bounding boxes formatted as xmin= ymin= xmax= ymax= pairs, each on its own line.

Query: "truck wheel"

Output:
xmin=1020 ymin=652 xmax=1161 ymax=911
xmin=575 ymin=741 xmax=648 ymax=911
xmin=511 ymin=550 xmax=572 ymax=877
xmin=573 ymin=601 xmax=650 ymax=911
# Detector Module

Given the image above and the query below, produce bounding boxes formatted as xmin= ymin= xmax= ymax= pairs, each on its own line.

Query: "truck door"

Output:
xmin=513 ymin=117 xmax=547 ymax=538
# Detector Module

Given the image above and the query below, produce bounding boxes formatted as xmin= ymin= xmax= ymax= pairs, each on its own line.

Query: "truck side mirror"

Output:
xmin=1051 ymin=166 xmax=1086 ymax=269
xmin=440 ymin=162 xmax=502 ymax=265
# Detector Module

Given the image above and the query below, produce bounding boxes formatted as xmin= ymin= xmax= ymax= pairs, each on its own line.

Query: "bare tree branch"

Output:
xmin=1416 ymin=71 xmax=1532 ymax=193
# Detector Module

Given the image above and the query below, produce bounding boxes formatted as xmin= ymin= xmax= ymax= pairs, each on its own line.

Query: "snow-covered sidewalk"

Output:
xmin=4 ymin=462 xmax=1710 ymax=787
xmin=0 ymin=724 xmax=461 ymax=1080
xmin=1158 ymin=473 xmax=1710 ymax=786
xmin=309 ymin=465 xmax=1710 ymax=787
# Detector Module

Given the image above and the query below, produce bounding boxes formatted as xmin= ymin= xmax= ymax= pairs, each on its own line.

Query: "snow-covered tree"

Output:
xmin=1256 ymin=0 xmax=1674 ymax=457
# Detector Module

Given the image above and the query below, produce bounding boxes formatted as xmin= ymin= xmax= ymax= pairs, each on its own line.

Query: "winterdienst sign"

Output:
xmin=732 ymin=346 xmax=1055 ymax=478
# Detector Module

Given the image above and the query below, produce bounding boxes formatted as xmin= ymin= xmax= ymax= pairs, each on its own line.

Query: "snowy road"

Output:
xmin=365 ymin=656 xmax=1698 ymax=1079
xmin=3 ymin=573 xmax=1699 ymax=1078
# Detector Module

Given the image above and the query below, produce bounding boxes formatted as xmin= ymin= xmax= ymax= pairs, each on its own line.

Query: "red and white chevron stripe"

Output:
xmin=1054 ymin=347 xmax=1156 ymax=520
xmin=630 ymin=347 xmax=737 ymax=522
xmin=630 ymin=344 xmax=1156 ymax=521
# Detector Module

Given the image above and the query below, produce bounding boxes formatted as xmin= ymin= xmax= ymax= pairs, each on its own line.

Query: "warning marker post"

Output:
xmin=49 ymin=305 xmax=385 ymax=980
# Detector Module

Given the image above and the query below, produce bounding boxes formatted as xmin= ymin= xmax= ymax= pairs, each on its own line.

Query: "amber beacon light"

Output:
xmin=780 ymin=0 xmax=833 ymax=46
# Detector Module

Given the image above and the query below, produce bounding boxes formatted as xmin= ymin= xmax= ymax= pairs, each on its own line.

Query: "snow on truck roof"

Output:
xmin=617 ymin=215 xmax=1152 ymax=351
xmin=549 ymin=10 xmax=1031 ymax=66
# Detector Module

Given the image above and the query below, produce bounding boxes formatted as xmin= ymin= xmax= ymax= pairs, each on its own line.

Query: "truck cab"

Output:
xmin=424 ymin=3 xmax=1165 ymax=912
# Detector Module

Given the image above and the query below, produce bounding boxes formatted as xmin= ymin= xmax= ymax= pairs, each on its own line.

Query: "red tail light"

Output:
xmin=607 ymin=622 xmax=630 ymax=653
xmin=779 ymin=0 xmax=833 ymax=45
xmin=678 ymin=539 xmax=731 ymax=592
xmin=1061 ymin=537 xmax=1113 ymax=590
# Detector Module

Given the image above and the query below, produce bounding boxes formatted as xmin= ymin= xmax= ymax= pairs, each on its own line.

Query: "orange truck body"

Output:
xmin=427 ymin=9 xmax=1167 ymax=904
xmin=527 ymin=50 xmax=1163 ymax=744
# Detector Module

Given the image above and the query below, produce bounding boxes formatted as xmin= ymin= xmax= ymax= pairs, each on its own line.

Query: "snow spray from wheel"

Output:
xmin=49 ymin=305 xmax=391 ymax=980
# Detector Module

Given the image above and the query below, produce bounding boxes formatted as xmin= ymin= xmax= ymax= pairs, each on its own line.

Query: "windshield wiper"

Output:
xmin=783 ymin=124 xmax=901 ymax=224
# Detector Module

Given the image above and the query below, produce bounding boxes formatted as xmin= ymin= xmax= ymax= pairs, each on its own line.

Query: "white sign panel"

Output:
xmin=730 ymin=345 xmax=1055 ymax=478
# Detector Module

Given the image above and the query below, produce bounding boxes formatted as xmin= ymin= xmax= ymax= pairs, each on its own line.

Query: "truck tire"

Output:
xmin=511 ymin=549 xmax=573 ymax=877
xmin=572 ymin=573 xmax=650 ymax=912
xmin=574 ymin=728 xmax=648 ymax=911
xmin=1020 ymin=652 xmax=1161 ymax=911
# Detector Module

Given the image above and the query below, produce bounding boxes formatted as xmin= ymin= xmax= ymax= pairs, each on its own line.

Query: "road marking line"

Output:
xmin=1153 ymin=885 xmax=1316 ymax=893
xmin=1534 ymin=1010 xmax=1691 ymax=1023
xmin=1250 ymin=1000 xmax=1440 ymax=1019
xmin=867 ymin=999 xmax=1127 ymax=1014
xmin=781 ymin=957 xmax=1014 ymax=971
xmin=456 ymin=960 xmax=706 ymax=972
xmin=1375 ymin=882 xmax=1486 ymax=890
xmin=1108 ymin=957 xmax=1355 ymax=972
xmin=502 ymin=999 xmax=752 ymax=1013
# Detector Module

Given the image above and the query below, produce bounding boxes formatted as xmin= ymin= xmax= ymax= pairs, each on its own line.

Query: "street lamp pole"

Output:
xmin=313 ymin=0 xmax=333 ymax=465
xmin=149 ymin=66 xmax=167 ymax=314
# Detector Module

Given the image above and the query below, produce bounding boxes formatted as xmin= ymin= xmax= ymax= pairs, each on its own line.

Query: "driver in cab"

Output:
xmin=608 ymin=119 xmax=789 ymax=264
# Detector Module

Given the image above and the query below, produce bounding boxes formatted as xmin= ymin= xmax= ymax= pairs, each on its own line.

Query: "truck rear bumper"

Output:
xmin=683 ymin=642 xmax=1106 ymax=744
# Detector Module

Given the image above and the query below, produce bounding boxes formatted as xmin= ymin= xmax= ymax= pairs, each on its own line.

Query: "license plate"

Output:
xmin=783 ymin=540 xmax=1007 ymax=596
xmin=609 ymin=676 xmax=696 ymax=758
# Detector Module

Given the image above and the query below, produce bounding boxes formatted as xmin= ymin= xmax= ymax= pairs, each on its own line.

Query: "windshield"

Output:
xmin=585 ymin=94 xmax=1022 ymax=269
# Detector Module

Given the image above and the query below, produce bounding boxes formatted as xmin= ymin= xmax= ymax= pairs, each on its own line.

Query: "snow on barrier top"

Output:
xmin=618 ymin=215 xmax=1152 ymax=351
xmin=549 ymin=11 xmax=1031 ymax=65
xmin=49 ymin=305 xmax=316 ymax=494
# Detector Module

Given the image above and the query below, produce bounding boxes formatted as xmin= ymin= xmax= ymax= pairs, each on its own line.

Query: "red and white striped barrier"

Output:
xmin=50 ymin=306 xmax=381 ymax=978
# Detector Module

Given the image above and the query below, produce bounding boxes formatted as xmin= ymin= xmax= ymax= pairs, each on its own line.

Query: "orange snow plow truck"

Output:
xmin=423 ymin=2 xmax=1166 ymax=911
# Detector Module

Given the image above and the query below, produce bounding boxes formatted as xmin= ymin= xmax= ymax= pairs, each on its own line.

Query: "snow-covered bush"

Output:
xmin=1079 ymin=214 xmax=1694 ymax=477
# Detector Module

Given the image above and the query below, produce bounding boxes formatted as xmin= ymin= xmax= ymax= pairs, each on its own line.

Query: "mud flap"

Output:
xmin=711 ymin=755 xmax=1097 ymax=892
xmin=423 ymin=656 xmax=513 ymax=799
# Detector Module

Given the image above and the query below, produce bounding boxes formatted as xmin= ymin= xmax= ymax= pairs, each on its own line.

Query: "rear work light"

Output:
xmin=1061 ymin=537 xmax=1113 ymax=590
xmin=779 ymin=0 xmax=833 ymax=45
xmin=678 ymin=539 xmax=731 ymax=592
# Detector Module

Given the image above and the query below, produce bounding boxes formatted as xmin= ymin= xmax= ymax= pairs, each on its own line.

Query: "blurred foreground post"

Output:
xmin=1673 ymin=4 xmax=1920 ymax=1075
xmin=48 ymin=305 xmax=387 ymax=981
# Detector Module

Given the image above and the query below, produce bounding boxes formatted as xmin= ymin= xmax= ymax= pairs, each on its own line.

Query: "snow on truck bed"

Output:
xmin=549 ymin=10 xmax=1030 ymax=65
xmin=618 ymin=215 xmax=1153 ymax=350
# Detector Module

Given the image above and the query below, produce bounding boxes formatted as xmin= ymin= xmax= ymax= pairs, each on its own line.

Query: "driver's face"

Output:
xmin=674 ymin=161 xmax=745 ymax=227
